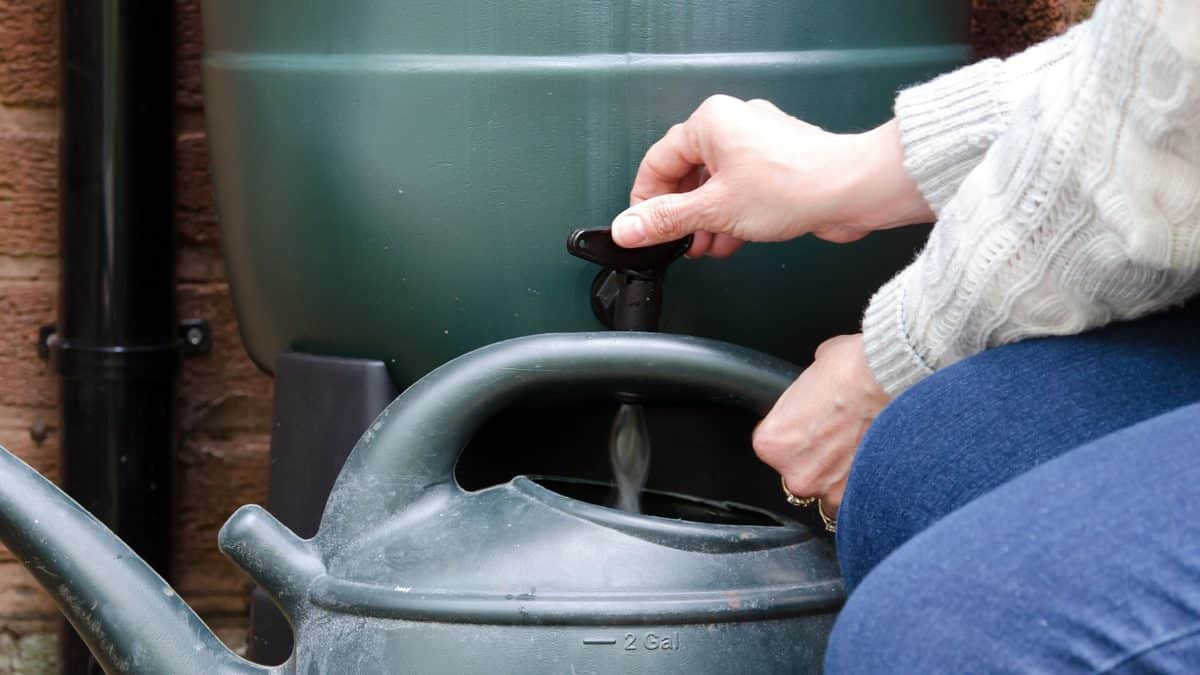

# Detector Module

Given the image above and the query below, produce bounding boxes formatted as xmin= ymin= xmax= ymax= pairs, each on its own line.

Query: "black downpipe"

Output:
xmin=55 ymin=2 xmax=177 ymax=673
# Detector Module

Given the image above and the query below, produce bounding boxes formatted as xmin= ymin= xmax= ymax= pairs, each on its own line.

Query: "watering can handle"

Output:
xmin=318 ymin=332 xmax=800 ymax=539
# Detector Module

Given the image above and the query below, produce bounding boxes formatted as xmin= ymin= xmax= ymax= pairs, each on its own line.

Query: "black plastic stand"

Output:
xmin=246 ymin=352 xmax=398 ymax=666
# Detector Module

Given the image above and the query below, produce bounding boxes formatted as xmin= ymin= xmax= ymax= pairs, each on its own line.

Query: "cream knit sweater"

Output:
xmin=862 ymin=0 xmax=1200 ymax=396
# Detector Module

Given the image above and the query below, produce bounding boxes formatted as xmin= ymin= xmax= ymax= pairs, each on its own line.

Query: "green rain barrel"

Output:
xmin=201 ymin=1 xmax=970 ymax=385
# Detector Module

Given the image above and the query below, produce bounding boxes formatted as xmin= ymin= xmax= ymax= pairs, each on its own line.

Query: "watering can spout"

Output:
xmin=219 ymin=504 xmax=325 ymax=620
xmin=0 ymin=446 xmax=273 ymax=674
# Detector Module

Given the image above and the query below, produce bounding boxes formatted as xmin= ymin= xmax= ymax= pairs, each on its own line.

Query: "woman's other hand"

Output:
xmin=752 ymin=334 xmax=890 ymax=516
xmin=611 ymin=96 xmax=932 ymax=257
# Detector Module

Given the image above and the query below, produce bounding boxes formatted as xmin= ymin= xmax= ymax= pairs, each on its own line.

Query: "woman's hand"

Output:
xmin=752 ymin=334 xmax=890 ymax=516
xmin=611 ymin=95 xmax=932 ymax=257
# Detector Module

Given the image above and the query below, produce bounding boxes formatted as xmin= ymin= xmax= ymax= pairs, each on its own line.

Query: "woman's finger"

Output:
xmin=686 ymin=231 xmax=713 ymax=258
xmin=812 ymin=223 xmax=868 ymax=244
xmin=707 ymin=233 xmax=744 ymax=258
xmin=676 ymin=165 xmax=704 ymax=194
xmin=821 ymin=483 xmax=844 ymax=516
xmin=612 ymin=180 xmax=727 ymax=247
xmin=746 ymin=98 xmax=784 ymax=114
xmin=629 ymin=122 xmax=704 ymax=205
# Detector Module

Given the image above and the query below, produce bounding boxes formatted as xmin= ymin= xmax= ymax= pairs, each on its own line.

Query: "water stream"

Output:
xmin=609 ymin=403 xmax=652 ymax=513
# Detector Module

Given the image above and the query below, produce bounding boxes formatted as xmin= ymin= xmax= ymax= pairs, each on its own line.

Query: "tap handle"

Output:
xmin=566 ymin=228 xmax=692 ymax=331
xmin=566 ymin=228 xmax=692 ymax=275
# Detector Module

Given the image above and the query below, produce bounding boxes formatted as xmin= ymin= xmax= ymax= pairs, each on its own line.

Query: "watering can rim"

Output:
xmin=289 ymin=473 xmax=835 ymax=625
xmin=307 ymin=573 xmax=846 ymax=626
xmin=501 ymin=474 xmax=810 ymax=550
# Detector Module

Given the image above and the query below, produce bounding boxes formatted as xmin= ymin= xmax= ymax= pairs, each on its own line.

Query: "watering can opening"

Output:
xmin=525 ymin=475 xmax=789 ymax=527
xmin=452 ymin=397 xmax=813 ymax=529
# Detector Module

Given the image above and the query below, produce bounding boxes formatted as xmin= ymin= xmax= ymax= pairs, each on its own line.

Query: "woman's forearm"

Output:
xmin=895 ymin=25 xmax=1082 ymax=215
xmin=864 ymin=0 xmax=1200 ymax=397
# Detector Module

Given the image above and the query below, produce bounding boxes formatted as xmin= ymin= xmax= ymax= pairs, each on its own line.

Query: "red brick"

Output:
xmin=172 ymin=281 xmax=274 ymax=627
xmin=0 ymin=422 xmax=58 ymax=487
xmin=176 ymin=130 xmax=219 ymax=248
xmin=0 ymin=282 xmax=56 ymax=410
xmin=0 ymin=415 xmax=58 ymax=565
xmin=174 ymin=434 xmax=269 ymax=615
xmin=0 ymin=129 xmax=57 ymax=259
xmin=178 ymin=243 xmax=227 ymax=283
xmin=0 ymin=0 xmax=57 ymax=106
xmin=0 ymin=562 xmax=56 ymax=634
xmin=177 ymin=282 xmax=274 ymax=435
xmin=176 ymin=0 xmax=205 ymax=111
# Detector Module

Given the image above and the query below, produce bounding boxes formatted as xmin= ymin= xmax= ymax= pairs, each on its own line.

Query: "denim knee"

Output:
xmin=835 ymin=355 xmax=994 ymax=591
xmin=830 ymin=402 xmax=1200 ymax=674
xmin=837 ymin=318 xmax=1200 ymax=591
xmin=836 ymin=392 xmax=915 ymax=590
xmin=825 ymin=536 xmax=1014 ymax=675
xmin=824 ymin=554 xmax=924 ymax=674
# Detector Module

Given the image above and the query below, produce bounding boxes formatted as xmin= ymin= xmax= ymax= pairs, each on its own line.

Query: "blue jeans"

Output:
xmin=826 ymin=305 xmax=1200 ymax=673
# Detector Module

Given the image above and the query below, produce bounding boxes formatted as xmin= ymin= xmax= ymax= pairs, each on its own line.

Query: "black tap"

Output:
xmin=566 ymin=228 xmax=692 ymax=332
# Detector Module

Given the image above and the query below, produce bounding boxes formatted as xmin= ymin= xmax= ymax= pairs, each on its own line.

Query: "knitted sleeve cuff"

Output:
xmin=861 ymin=268 xmax=935 ymax=398
xmin=895 ymin=58 xmax=1007 ymax=215
xmin=895 ymin=27 xmax=1081 ymax=215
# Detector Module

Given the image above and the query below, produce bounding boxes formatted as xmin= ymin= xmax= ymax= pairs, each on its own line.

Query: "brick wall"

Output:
xmin=0 ymin=0 xmax=71 ymax=671
xmin=0 ymin=1 xmax=1068 ymax=672
xmin=0 ymin=1 xmax=272 ymax=670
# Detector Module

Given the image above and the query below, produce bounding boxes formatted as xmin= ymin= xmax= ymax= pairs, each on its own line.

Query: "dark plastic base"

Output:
xmin=246 ymin=352 xmax=399 ymax=666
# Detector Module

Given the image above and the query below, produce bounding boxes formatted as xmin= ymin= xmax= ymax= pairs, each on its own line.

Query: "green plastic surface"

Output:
xmin=201 ymin=1 xmax=970 ymax=385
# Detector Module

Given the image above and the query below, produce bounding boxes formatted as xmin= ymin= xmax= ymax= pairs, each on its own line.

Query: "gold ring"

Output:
xmin=817 ymin=500 xmax=837 ymax=534
xmin=781 ymin=476 xmax=815 ymax=507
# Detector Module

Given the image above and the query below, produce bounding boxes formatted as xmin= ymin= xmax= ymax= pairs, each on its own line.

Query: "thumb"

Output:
xmin=611 ymin=182 xmax=727 ymax=248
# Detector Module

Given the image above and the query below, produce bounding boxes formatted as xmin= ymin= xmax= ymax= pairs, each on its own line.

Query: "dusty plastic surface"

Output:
xmin=0 ymin=333 xmax=843 ymax=674
xmin=223 ymin=332 xmax=844 ymax=673
xmin=200 ymin=1 xmax=971 ymax=383
xmin=0 ymin=442 xmax=269 ymax=674
xmin=0 ymin=333 xmax=841 ymax=673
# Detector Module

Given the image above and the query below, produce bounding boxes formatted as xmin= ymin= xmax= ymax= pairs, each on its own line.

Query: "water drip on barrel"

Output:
xmin=609 ymin=403 xmax=651 ymax=513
